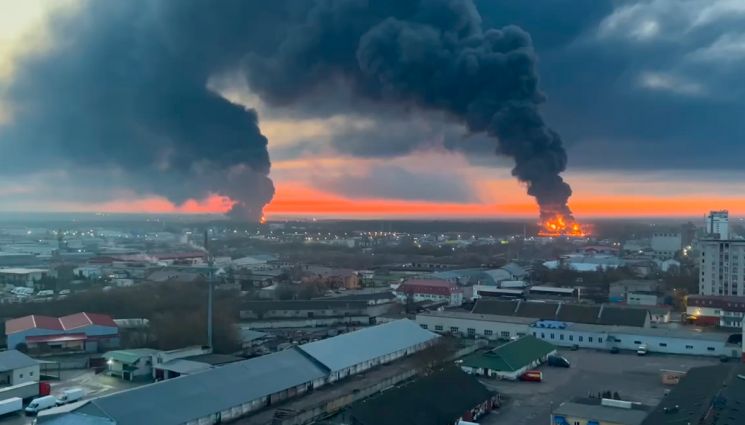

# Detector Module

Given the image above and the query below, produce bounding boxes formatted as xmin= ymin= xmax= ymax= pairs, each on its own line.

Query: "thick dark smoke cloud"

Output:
xmin=0 ymin=0 xmax=285 ymax=221
xmin=1 ymin=0 xmax=572 ymax=218
xmin=244 ymin=0 xmax=573 ymax=217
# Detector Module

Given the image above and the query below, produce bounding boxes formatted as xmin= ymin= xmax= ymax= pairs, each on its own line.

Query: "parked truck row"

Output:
xmin=0 ymin=384 xmax=85 ymax=417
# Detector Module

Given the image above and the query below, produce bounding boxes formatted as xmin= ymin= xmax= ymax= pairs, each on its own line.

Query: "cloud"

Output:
xmin=638 ymin=71 xmax=705 ymax=96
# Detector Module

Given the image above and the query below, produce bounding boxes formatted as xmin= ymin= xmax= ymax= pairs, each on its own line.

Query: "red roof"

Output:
xmin=400 ymin=279 xmax=461 ymax=296
xmin=26 ymin=333 xmax=87 ymax=343
xmin=60 ymin=312 xmax=117 ymax=330
xmin=5 ymin=312 xmax=117 ymax=334
xmin=5 ymin=315 xmax=63 ymax=334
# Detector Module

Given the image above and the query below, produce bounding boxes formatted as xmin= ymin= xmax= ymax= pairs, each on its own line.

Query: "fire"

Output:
xmin=259 ymin=215 xmax=267 ymax=225
xmin=538 ymin=214 xmax=588 ymax=237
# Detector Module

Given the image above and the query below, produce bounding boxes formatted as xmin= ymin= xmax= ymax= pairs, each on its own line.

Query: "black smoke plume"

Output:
xmin=0 ymin=0 xmax=572 ymax=219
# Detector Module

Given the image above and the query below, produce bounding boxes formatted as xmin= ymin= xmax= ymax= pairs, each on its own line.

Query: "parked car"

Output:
xmin=519 ymin=370 xmax=543 ymax=382
xmin=56 ymin=388 xmax=85 ymax=405
xmin=25 ymin=396 xmax=58 ymax=415
xmin=547 ymin=355 xmax=571 ymax=368
xmin=636 ymin=344 xmax=648 ymax=356
xmin=570 ymin=344 xmax=579 ymax=351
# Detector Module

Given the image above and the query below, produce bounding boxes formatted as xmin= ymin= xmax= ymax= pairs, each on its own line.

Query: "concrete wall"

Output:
xmin=416 ymin=314 xmax=530 ymax=341
xmin=11 ymin=364 xmax=39 ymax=385
xmin=242 ymin=316 xmax=371 ymax=329
xmin=530 ymin=328 xmax=736 ymax=357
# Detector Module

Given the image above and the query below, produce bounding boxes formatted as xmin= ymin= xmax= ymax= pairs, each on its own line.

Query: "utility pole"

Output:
xmin=204 ymin=230 xmax=213 ymax=349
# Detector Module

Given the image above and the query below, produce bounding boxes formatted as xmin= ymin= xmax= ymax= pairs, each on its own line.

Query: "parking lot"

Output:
xmin=0 ymin=370 xmax=145 ymax=425
xmin=480 ymin=349 xmax=719 ymax=425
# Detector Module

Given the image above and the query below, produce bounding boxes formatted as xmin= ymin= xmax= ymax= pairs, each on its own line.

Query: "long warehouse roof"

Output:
xmin=298 ymin=319 xmax=439 ymax=372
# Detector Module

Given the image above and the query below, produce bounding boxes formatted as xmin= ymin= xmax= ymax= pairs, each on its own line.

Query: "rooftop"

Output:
xmin=553 ymin=398 xmax=651 ymax=425
xmin=349 ymin=367 xmax=494 ymax=425
xmin=460 ymin=335 xmax=556 ymax=372
xmin=417 ymin=310 xmax=537 ymax=325
xmin=76 ymin=347 xmax=329 ymax=425
xmin=642 ymin=364 xmax=745 ymax=425
xmin=298 ymin=319 xmax=438 ymax=372
xmin=0 ymin=349 xmax=38 ymax=371
xmin=6 ymin=313 xmax=118 ymax=334
xmin=472 ymin=299 xmax=650 ymax=327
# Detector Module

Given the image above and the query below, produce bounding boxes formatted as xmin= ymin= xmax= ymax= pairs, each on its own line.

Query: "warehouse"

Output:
xmin=298 ymin=319 xmax=439 ymax=382
xmin=347 ymin=367 xmax=497 ymax=425
xmin=529 ymin=320 xmax=739 ymax=357
xmin=417 ymin=311 xmax=533 ymax=340
xmin=552 ymin=398 xmax=651 ymax=425
xmin=460 ymin=335 xmax=556 ymax=380
xmin=240 ymin=299 xmax=393 ymax=321
xmin=641 ymin=363 xmax=745 ymax=425
xmin=0 ymin=350 xmax=39 ymax=386
xmin=5 ymin=312 xmax=119 ymax=353
xmin=418 ymin=311 xmax=741 ymax=358
xmin=38 ymin=347 xmax=329 ymax=425
xmin=471 ymin=299 xmax=651 ymax=328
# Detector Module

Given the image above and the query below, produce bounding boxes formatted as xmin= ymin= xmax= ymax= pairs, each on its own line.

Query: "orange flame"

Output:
xmin=538 ymin=214 xmax=588 ymax=237
xmin=259 ymin=215 xmax=267 ymax=225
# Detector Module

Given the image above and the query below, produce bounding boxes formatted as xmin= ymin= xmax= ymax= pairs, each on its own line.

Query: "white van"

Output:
xmin=56 ymin=388 xmax=85 ymax=405
xmin=25 ymin=396 xmax=58 ymax=415
xmin=637 ymin=344 xmax=648 ymax=356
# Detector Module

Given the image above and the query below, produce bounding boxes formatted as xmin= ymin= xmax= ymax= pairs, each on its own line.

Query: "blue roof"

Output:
xmin=74 ymin=348 xmax=328 ymax=425
xmin=298 ymin=319 xmax=438 ymax=372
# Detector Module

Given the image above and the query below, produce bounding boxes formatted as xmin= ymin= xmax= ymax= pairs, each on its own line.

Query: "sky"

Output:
xmin=1 ymin=0 xmax=744 ymax=220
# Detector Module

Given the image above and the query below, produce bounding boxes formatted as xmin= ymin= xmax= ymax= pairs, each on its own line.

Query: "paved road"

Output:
xmin=480 ymin=349 xmax=719 ymax=425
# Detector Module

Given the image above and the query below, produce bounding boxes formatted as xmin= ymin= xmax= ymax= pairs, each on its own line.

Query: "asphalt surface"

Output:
xmin=0 ymin=370 xmax=145 ymax=425
xmin=480 ymin=349 xmax=719 ymax=425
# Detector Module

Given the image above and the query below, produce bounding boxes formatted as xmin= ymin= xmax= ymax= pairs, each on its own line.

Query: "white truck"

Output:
xmin=24 ymin=395 xmax=57 ymax=415
xmin=0 ymin=397 xmax=22 ymax=416
xmin=56 ymin=388 xmax=85 ymax=405
xmin=0 ymin=382 xmax=39 ymax=401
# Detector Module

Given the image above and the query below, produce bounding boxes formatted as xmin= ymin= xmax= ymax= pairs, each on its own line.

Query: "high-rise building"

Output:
xmin=706 ymin=210 xmax=729 ymax=239
xmin=699 ymin=240 xmax=745 ymax=296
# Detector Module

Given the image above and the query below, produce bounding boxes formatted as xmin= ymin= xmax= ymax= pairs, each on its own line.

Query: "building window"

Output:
xmin=550 ymin=333 xmax=555 ymax=339
xmin=579 ymin=336 xmax=584 ymax=342
xmin=484 ymin=330 xmax=493 ymax=336
xmin=420 ymin=324 xmax=428 ymax=329
xmin=559 ymin=334 xmax=564 ymax=340
xmin=19 ymin=374 xmax=23 ymax=378
xmin=541 ymin=333 xmax=545 ymax=339
xmin=467 ymin=328 xmax=476 ymax=336
xmin=598 ymin=338 xmax=602 ymax=343
xmin=707 ymin=347 xmax=715 ymax=351
xmin=435 ymin=325 xmax=443 ymax=331
xmin=659 ymin=343 xmax=667 ymax=347
xmin=634 ymin=340 xmax=642 ymax=345
xmin=569 ymin=335 xmax=574 ymax=341
xmin=450 ymin=327 xmax=459 ymax=333
xmin=29 ymin=372 xmax=33 ymax=376
xmin=501 ymin=331 xmax=511 ymax=338
xmin=588 ymin=337 xmax=593 ymax=343
xmin=533 ymin=332 xmax=537 ymax=337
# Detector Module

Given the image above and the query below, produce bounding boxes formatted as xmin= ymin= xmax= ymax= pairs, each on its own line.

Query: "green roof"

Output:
xmin=461 ymin=335 xmax=555 ymax=372
xmin=104 ymin=348 xmax=158 ymax=364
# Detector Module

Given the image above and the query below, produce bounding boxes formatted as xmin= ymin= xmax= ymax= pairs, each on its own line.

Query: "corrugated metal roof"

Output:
xmin=84 ymin=347 xmax=328 ymax=425
xmin=299 ymin=319 xmax=438 ymax=372
xmin=0 ymin=350 xmax=38 ymax=371
xmin=553 ymin=399 xmax=649 ymax=425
